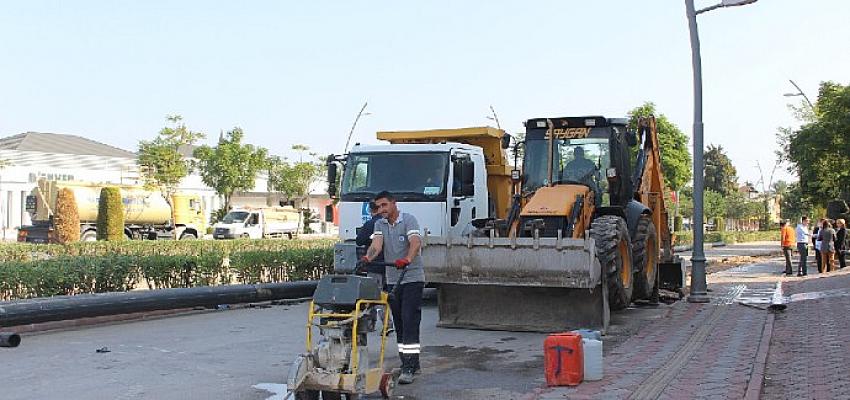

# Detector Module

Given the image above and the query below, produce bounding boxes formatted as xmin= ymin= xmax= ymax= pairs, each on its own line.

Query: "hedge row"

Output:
xmin=672 ymin=230 xmax=780 ymax=246
xmin=0 ymin=239 xmax=334 ymax=301
xmin=0 ymin=238 xmax=335 ymax=262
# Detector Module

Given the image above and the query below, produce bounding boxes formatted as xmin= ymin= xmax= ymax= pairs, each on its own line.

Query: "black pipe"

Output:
xmin=0 ymin=281 xmax=318 ymax=328
xmin=0 ymin=332 xmax=21 ymax=347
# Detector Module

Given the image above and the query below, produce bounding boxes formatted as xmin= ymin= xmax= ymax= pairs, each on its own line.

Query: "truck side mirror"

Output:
xmin=501 ymin=134 xmax=512 ymax=149
xmin=626 ymin=130 xmax=638 ymax=147
xmin=327 ymin=158 xmax=338 ymax=197
xmin=324 ymin=204 xmax=334 ymax=223
xmin=460 ymin=160 xmax=475 ymax=196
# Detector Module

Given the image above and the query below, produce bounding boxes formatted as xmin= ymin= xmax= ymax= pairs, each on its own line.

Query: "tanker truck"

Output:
xmin=212 ymin=206 xmax=300 ymax=239
xmin=18 ymin=179 xmax=206 ymax=243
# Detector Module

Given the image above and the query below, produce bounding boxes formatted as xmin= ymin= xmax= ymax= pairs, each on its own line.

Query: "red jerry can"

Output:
xmin=544 ymin=332 xmax=584 ymax=386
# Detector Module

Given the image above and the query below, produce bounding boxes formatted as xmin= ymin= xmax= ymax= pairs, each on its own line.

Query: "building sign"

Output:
xmin=29 ymin=172 xmax=75 ymax=183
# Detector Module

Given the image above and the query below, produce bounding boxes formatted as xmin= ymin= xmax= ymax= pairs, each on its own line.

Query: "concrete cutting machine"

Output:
xmin=287 ymin=264 xmax=399 ymax=400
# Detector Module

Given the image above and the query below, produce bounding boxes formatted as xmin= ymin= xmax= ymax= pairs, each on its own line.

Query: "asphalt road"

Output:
xmin=2 ymin=242 xmax=779 ymax=400
xmin=2 ymin=297 xmax=672 ymax=400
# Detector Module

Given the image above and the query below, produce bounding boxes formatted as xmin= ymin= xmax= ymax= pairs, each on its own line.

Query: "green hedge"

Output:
xmin=96 ymin=186 xmax=125 ymax=241
xmin=0 ymin=239 xmax=334 ymax=301
xmin=673 ymin=230 xmax=780 ymax=246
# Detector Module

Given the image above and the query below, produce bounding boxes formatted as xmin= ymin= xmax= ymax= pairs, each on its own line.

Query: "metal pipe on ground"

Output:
xmin=0 ymin=332 xmax=21 ymax=347
xmin=0 ymin=281 xmax=318 ymax=328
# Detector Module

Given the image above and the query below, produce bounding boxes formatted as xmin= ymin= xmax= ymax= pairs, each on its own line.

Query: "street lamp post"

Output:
xmin=685 ymin=0 xmax=758 ymax=303
xmin=784 ymin=79 xmax=815 ymax=111
xmin=344 ymin=101 xmax=371 ymax=154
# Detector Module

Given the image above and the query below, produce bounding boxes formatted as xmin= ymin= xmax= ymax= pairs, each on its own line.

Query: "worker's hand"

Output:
xmin=360 ymin=256 xmax=371 ymax=264
xmin=394 ymin=258 xmax=410 ymax=269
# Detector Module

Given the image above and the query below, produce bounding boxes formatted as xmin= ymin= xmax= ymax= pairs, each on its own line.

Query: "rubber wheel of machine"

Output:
xmin=631 ymin=215 xmax=658 ymax=301
xmin=380 ymin=371 xmax=396 ymax=399
xmin=589 ymin=215 xmax=634 ymax=311
xmin=294 ymin=390 xmax=319 ymax=400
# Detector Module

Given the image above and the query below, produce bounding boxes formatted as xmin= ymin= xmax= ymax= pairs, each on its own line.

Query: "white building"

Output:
xmin=0 ymin=132 xmax=333 ymax=240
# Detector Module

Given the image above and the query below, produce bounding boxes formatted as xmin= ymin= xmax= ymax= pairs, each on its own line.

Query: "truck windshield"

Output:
xmin=340 ymin=152 xmax=449 ymax=202
xmin=523 ymin=137 xmax=611 ymax=197
xmin=222 ymin=211 xmax=249 ymax=224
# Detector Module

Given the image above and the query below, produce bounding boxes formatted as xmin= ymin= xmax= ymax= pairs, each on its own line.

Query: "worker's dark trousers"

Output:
xmin=797 ymin=243 xmax=808 ymax=275
xmin=839 ymin=251 xmax=847 ymax=270
xmin=390 ymin=281 xmax=424 ymax=372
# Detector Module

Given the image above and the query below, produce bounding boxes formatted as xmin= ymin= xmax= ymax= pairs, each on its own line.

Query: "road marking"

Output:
xmin=253 ymin=383 xmax=289 ymax=400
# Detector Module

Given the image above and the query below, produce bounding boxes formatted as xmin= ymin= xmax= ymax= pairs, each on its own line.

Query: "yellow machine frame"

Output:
xmin=302 ymin=291 xmax=392 ymax=394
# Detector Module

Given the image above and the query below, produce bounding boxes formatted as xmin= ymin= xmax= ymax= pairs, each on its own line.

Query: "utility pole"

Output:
xmin=685 ymin=0 xmax=758 ymax=304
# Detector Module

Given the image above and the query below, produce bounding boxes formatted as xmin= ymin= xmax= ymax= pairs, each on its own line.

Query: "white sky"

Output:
xmin=1 ymin=1 xmax=848 ymax=188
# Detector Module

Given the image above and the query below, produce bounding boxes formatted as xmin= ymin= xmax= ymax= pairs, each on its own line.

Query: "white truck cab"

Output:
xmin=335 ymin=142 xmax=490 ymax=243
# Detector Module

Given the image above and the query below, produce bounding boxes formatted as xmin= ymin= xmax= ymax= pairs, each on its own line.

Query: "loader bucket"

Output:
xmin=421 ymin=235 xmax=609 ymax=333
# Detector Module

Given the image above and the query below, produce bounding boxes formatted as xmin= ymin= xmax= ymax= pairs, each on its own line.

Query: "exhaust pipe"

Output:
xmin=0 ymin=332 xmax=21 ymax=348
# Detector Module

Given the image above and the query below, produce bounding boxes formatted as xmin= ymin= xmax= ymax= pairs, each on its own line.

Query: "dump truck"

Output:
xmin=212 ymin=206 xmax=300 ymax=239
xmin=328 ymin=116 xmax=682 ymax=332
xmin=328 ymin=127 xmax=512 ymax=240
xmin=18 ymin=179 xmax=206 ymax=243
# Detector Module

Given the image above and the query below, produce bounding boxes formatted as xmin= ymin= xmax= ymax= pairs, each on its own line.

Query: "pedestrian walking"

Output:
xmin=781 ymin=220 xmax=795 ymax=275
xmin=821 ymin=220 xmax=837 ymax=272
xmin=795 ymin=217 xmax=811 ymax=276
xmin=836 ymin=219 xmax=848 ymax=270
xmin=813 ymin=219 xmax=823 ymax=273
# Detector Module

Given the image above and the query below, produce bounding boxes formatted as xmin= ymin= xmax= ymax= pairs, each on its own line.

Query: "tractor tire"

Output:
xmin=631 ymin=215 xmax=659 ymax=301
xmin=589 ymin=215 xmax=634 ymax=311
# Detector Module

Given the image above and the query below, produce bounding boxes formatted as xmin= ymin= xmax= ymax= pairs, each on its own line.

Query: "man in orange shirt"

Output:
xmin=781 ymin=220 xmax=795 ymax=275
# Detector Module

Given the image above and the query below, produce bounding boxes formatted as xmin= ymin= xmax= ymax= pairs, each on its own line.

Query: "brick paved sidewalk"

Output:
xmin=524 ymin=282 xmax=775 ymax=400
xmin=762 ymin=269 xmax=850 ymax=399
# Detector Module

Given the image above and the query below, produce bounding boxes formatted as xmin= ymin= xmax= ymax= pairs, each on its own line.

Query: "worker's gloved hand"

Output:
xmin=356 ymin=256 xmax=370 ymax=274
xmin=394 ymin=258 xmax=410 ymax=269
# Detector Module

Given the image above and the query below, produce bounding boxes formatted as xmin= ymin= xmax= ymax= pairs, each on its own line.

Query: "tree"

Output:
xmin=138 ymin=115 xmax=204 ymax=216
xmin=704 ymin=189 xmax=727 ymax=228
xmin=54 ymin=188 xmax=80 ymax=243
xmin=780 ymin=182 xmax=813 ymax=223
xmin=778 ymin=81 xmax=850 ymax=207
xmin=193 ymin=128 xmax=269 ymax=218
xmin=267 ymin=157 xmax=322 ymax=202
xmin=96 ymin=187 xmax=125 ymax=241
xmin=628 ymin=102 xmax=692 ymax=191
xmin=704 ymin=144 xmax=738 ymax=196
xmin=677 ymin=186 xmax=694 ymax=220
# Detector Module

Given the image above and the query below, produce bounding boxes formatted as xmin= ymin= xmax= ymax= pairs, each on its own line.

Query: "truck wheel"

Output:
xmin=589 ymin=215 xmax=634 ymax=311
xmin=81 ymin=231 xmax=97 ymax=242
xmin=180 ymin=232 xmax=197 ymax=240
xmin=631 ymin=216 xmax=658 ymax=301
xmin=241 ymin=233 xmax=250 ymax=239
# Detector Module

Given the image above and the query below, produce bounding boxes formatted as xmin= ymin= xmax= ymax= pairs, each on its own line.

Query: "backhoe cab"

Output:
xmin=517 ymin=116 xmax=636 ymax=239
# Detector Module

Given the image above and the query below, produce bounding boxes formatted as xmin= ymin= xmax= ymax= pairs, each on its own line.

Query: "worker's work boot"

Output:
xmin=398 ymin=368 xmax=415 ymax=384
xmin=410 ymin=353 xmax=421 ymax=374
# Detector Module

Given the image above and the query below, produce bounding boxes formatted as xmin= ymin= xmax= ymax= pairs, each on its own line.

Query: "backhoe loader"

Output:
xmin=328 ymin=116 xmax=682 ymax=333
